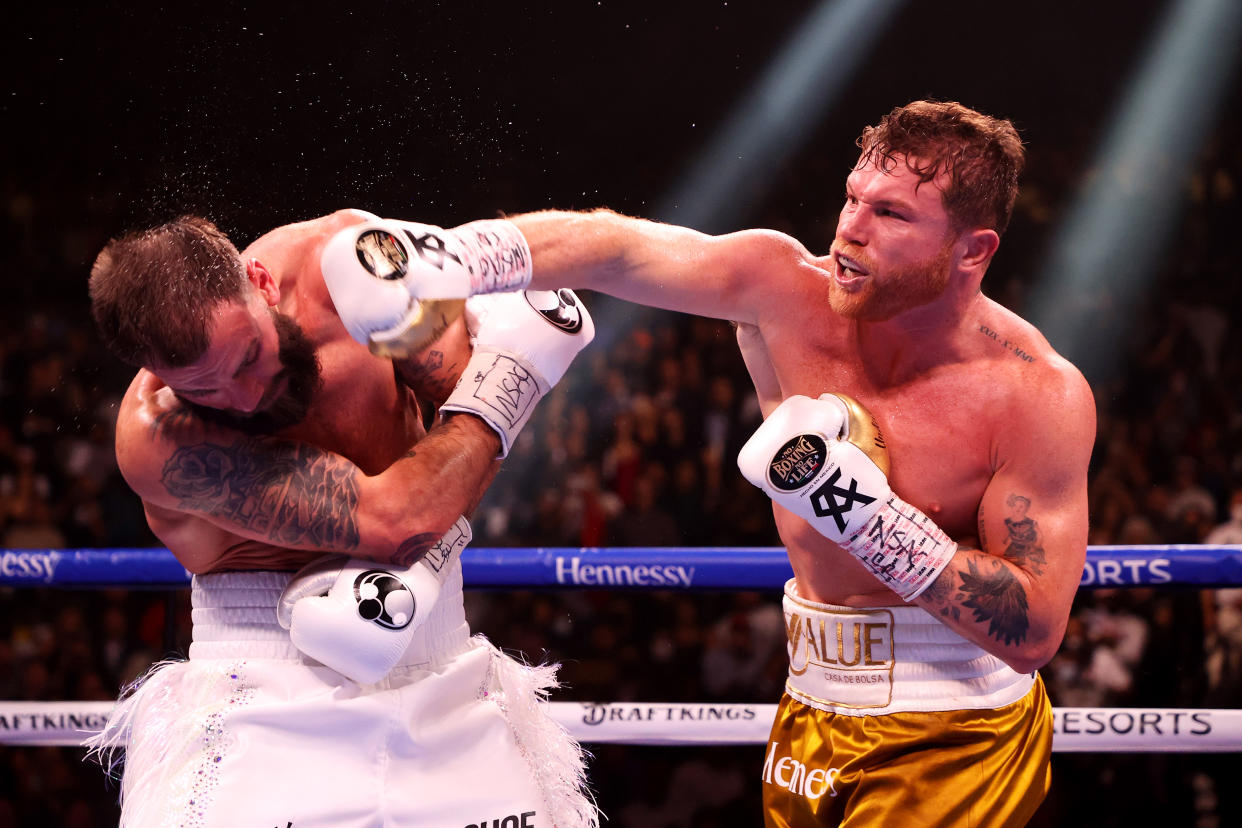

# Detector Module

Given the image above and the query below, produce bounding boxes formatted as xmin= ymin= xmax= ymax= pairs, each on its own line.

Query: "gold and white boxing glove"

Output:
xmin=319 ymin=217 xmax=533 ymax=357
xmin=737 ymin=393 xmax=956 ymax=601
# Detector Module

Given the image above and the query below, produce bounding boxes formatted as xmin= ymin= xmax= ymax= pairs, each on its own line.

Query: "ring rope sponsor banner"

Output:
xmin=3 ymin=545 xmax=1242 ymax=590
xmin=3 ymin=701 xmax=1241 ymax=752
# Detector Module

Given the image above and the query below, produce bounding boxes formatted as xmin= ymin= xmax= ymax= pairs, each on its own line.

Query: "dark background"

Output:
xmin=2 ymin=1 xmax=1240 ymax=826
xmin=4 ymin=0 xmax=1206 ymax=285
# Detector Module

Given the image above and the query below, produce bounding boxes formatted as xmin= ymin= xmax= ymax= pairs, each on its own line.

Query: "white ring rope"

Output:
xmin=5 ymin=544 xmax=1239 ymax=755
xmin=2 ymin=701 xmax=1238 ymax=753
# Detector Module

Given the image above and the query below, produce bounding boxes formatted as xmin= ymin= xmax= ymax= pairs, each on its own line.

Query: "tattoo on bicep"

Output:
xmin=161 ymin=438 xmax=361 ymax=550
xmin=1001 ymin=494 xmax=1047 ymax=575
xmin=391 ymin=533 xmax=442 ymax=567
xmin=977 ymin=501 xmax=989 ymax=550
xmin=959 ymin=557 xmax=1029 ymax=646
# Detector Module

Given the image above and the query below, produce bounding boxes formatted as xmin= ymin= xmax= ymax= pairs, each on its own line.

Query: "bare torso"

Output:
xmin=742 ymin=253 xmax=1054 ymax=607
xmin=118 ymin=211 xmax=431 ymax=573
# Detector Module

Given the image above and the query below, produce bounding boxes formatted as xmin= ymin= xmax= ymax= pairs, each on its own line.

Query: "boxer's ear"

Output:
xmin=955 ymin=228 xmax=999 ymax=275
xmin=245 ymin=258 xmax=280 ymax=306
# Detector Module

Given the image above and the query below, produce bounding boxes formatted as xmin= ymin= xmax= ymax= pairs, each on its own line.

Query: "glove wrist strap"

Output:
xmin=453 ymin=219 xmax=533 ymax=295
xmin=439 ymin=347 xmax=550 ymax=457
xmin=842 ymin=493 xmax=957 ymax=601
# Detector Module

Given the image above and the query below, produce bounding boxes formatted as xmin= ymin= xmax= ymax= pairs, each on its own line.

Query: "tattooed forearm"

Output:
xmin=391 ymin=533 xmax=442 ymax=567
xmin=958 ymin=557 xmax=1030 ymax=646
xmin=920 ymin=571 xmax=962 ymax=623
xmin=162 ymin=438 xmax=361 ymax=550
xmin=395 ymin=348 xmax=463 ymax=404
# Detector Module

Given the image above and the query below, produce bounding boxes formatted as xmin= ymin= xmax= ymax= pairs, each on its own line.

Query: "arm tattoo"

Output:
xmin=161 ymin=438 xmax=361 ymax=550
xmin=1001 ymin=494 xmax=1047 ymax=575
xmin=395 ymin=348 xmax=462 ymax=403
xmin=959 ymin=557 xmax=1029 ymax=646
xmin=921 ymin=573 xmax=962 ymax=623
xmin=392 ymin=533 xmax=442 ymax=567
xmin=977 ymin=501 xmax=989 ymax=551
xmin=150 ymin=408 xmax=203 ymax=441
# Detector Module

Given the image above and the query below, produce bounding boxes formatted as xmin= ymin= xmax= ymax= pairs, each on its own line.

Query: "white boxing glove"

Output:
xmin=737 ymin=394 xmax=956 ymax=601
xmin=320 ymin=218 xmax=532 ymax=355
xmin=440 ymin=289 xmax=594 ymax=457
xmin=276 ymin=516 xmax=472 ymax=684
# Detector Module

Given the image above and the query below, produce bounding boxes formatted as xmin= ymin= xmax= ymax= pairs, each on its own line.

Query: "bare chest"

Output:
xmin=283 ymin=342 xmax=425 ymax=475
xmin=761 ymin=332 xmax=1001 ymax=539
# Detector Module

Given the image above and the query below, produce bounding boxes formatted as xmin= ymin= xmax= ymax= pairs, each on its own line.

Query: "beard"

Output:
xmin=185 ymin=310 xmax=322 ymax=435
xmin=828 ymin=240 xmax=953 ymax=321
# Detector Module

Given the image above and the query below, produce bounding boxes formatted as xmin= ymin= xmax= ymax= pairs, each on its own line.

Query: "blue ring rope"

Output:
xmin=2 ymin=545 xmax=1240 ymax=589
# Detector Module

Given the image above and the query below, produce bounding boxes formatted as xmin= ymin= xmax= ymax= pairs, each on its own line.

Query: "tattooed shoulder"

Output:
xmin=149 ymin=407 xmax=204 ymax=441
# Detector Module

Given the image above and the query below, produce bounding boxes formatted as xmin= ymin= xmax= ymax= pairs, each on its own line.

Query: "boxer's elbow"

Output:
xmin=355 ymin=485 xmax=462 ymax=559
xmin=1004 ymin=645 xmax=1056 ymax=675
xmin=1005 ymin=622 xmax=1068 ymax=674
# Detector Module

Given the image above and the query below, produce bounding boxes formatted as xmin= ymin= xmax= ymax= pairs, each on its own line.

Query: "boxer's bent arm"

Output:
xmin=125 ymin=410 xmax=500 ymax=566
xmin=390 ymin=312 xmax=472 ymax=408
xmin=510 ymin=209 xmax=809 ymax=325
xmin=913 ymin=367 xmax=1096 ymax=674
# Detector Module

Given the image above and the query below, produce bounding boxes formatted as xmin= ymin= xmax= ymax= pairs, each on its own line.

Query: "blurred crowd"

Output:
xmin=0 ymin=116 xmax=1240 ymax=826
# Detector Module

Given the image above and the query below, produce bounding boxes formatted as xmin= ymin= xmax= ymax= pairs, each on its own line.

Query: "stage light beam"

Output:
xmin=656 ymin=0 xmax=906 ymax=234
xmin=1027 ymin=0 xmax=1242 ymax=380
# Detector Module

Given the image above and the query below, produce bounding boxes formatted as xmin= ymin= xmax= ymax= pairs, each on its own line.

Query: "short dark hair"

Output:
xmin=857 ymin=100 xmax=1025 ymax=234
xmin=89 ymin=216 xmax=248 ymax=367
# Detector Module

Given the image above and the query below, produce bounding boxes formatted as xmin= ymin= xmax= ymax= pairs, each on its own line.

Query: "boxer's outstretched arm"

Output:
xmin=511 ymin=209 xmax=813 ymax=325
xmin=119 ymin=407 xmax=500 ymax=567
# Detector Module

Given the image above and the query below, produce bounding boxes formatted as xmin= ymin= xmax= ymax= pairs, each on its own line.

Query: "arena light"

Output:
xmin=1026 ymin=0 xmax=1242 ymax=379
xmin=655 ymin=0 xmax=906 ymax=233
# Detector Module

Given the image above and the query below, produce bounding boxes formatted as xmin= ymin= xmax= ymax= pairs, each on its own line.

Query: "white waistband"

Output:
xmin=782 ymin=579 xmax=1035 ymax=716
xmin=188 ymin=562 xmax=471 ymax=670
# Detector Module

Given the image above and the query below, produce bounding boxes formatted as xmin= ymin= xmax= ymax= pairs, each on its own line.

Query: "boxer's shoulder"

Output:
xmin=115 ymin=370 xmax=222 ymax=496
xmin=243 ymin=209 xmax=377 ymax=266
xmin=969 ymin=300 xmax=1092 ymax=410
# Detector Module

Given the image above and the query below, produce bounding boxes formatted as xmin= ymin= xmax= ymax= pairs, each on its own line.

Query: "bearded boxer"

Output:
xmin=86 ymin=211 xmax=598 ymax=827
xmin=359 ymin=101 xmax=1094 ymax=826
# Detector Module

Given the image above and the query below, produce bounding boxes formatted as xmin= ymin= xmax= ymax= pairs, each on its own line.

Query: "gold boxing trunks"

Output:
xmin=762 ymin=580 xmax=1052 ymax=827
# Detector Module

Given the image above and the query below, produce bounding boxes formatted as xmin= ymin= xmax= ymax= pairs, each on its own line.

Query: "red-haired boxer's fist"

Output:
xmin=320 ymin=217 xmax=532 ymax=356
xmin=738 ymin=393 xmax=956 ymax=601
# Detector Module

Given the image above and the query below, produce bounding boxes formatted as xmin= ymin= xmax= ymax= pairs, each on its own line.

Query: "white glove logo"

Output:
xmin=809 ymin=469 xmax=877 ymax=534
xmin=354 ymin=230 xmax=410 ymax=280
xmin=524 ymin=289 xmax=584 ymax=334
xmin=406 ymin=231 xmax=463 ymax=271
xmin=352 ymin=571 xmax=416 ymax=630
xmin=768 ymin=434 xmax=828 ymax=491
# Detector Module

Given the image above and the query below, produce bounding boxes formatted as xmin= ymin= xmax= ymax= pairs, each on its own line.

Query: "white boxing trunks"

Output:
xmin=781 ymin=578 xmax=1035 ymax=715
xmin=88 ymin=560 xmax=598 ymax=828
